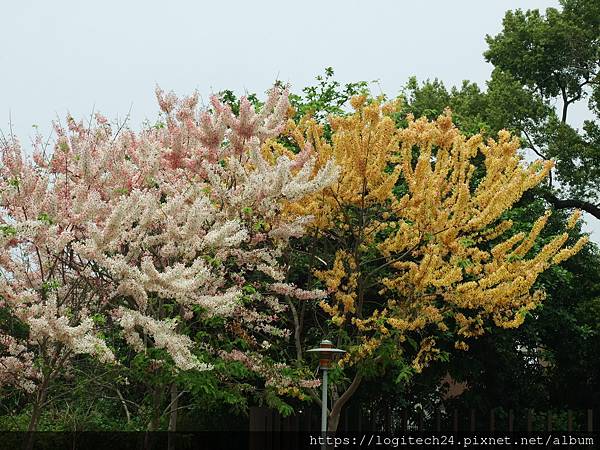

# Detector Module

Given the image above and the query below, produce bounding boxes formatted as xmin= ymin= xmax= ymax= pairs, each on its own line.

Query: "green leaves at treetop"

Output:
xmin=484 ymin=0 xmax=600 ymax=216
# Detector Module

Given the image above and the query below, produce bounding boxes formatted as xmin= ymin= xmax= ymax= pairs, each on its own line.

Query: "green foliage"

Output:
xmin=485 ymin=0 xmax=600 ymax=206
xmin=218 ymin=89 xmax=261 ymax=115
xmin=485 ymin=1 xmax=599 ymax=103
xmin=37 ymin=212 xmax=53 ymax=225
xmin=288 ymin=67 xmax=371 ymax=124
xmin=398 ymin=77 xmax=491 ymax=136
xmin=0 ymin=224 xmax=16 ymax=237
xmin=264 ymin=390 xmax=294 ymax=417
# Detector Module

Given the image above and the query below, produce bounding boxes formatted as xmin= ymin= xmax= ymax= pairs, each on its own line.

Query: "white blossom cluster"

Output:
xmin=0 ymin=86 xmax=338 ymax=392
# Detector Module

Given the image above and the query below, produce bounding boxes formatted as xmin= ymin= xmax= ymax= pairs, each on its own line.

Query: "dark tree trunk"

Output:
xmin=24 ymin=378 xmax=50 ymax=450
xmin=327 ymin=374 xmax=363 ymax=434
xmin=143 ymin=386 xmax=163 ymax=450
xmin=167 ymin=383 xmax=178 ymax=450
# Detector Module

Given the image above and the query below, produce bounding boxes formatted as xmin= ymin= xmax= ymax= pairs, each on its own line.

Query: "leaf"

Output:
xmin=395 ymin=364 xmax=414 ymax=385
xmin=0 ymin=225 xmax=17 ymax=237
xmin=37 ymin=212 xmax=54 ymax=225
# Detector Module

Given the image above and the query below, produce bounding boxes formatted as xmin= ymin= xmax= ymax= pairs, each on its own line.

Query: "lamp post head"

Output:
xmin=307 ymin=339 xmax=346 ymax=369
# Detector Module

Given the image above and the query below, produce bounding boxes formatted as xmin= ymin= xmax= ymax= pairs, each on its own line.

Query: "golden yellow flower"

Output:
xmin=283 ymin=98 xmax=586 ymax=373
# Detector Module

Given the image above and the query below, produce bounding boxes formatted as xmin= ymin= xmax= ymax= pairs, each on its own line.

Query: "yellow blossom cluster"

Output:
xmin=287 ymin=97 xmax=588 ymax=372
xmin=286 ymin=96 xmax=402 ymax=229
xmin=315 ymin=250 xmax=358 ymax=321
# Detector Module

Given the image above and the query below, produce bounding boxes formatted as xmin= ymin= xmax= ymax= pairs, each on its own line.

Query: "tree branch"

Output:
xmin=328 ymin=372 xmax=363 ymax=425
xmin=541 ymin=192 xmax=600 ymax=220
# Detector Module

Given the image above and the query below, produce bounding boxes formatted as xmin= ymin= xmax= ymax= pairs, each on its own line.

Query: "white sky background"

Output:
xmin=1 ymin=0 xmax=598 ymax=242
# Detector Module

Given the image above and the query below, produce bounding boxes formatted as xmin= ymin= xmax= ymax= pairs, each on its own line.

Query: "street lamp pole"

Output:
xmin=307 ymin=339 xmax=346 ymax=448
xmin=321 ymin=366 xmax=328 ymax=435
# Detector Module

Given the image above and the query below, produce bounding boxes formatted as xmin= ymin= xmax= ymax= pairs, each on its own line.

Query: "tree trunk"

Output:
xmin=24 ymin=378 xmax=50 ymax=450
xmin=327 ymin=373 xmax=363 ymax=434
xmin=144 ymin=386 xmax=163 ymax=450
xmin=167 ymin=383 xmax=178 ymax=450
xmin=328 ymin=410 xmax=342 ymax=434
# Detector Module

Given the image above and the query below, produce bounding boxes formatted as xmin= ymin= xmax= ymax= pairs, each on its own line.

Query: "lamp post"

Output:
xmin=307 ymin=339 xmax=346 ymax=446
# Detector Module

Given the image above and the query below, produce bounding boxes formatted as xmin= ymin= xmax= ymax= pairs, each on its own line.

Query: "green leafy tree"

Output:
xmin=485 ymin=0 xmax=600 ymax=218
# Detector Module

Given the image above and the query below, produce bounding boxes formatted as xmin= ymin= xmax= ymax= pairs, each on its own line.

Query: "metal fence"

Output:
xmin=249 ymin=405 xmax=597 ymax=434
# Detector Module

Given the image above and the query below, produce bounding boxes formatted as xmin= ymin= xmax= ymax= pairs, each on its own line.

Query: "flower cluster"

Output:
xmin=0 ymin=86 xmax=338 ymax=399
xmin=220 ymin=349 xmax=318 ymax=399
xmin=0 ymin=334 xmax=39 ymax=393
xmin=288 ymin=97 xmax=588 ymax=371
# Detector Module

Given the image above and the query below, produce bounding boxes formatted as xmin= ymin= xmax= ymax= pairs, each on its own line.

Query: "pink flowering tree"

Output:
xmin=0 ymin=86 xmax=338 ymax=436
xmin=0 ymin=128 xmax=120 ymax=443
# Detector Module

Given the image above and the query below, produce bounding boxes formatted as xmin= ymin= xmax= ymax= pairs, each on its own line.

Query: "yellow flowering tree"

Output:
xmin=286 ymin=96 xmax=588 ymax=431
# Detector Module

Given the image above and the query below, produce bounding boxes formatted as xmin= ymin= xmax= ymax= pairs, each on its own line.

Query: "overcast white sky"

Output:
xmin=1 ymin=0 xmax=598 ymax=241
